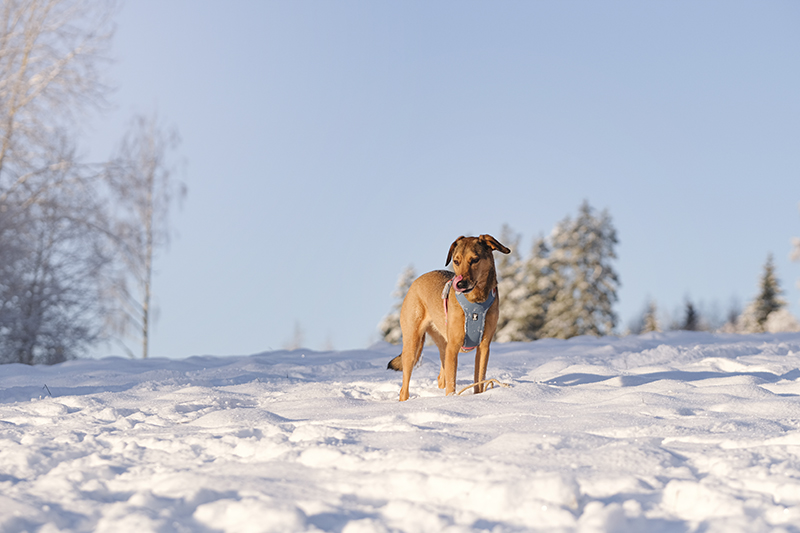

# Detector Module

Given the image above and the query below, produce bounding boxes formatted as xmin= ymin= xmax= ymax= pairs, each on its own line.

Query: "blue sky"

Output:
xmin=84 ymin=1 xmax=800 ymax=357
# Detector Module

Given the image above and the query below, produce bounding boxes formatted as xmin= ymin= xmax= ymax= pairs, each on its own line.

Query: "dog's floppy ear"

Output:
xmin=446 ymin=236 xmax=465 ymax=266
xmin=479 ymin=234 xmax=511 ymax=255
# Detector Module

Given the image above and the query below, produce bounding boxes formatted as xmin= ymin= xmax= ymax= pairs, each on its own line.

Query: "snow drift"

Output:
xmin=2 ymin=332 xmax=800 ymax=532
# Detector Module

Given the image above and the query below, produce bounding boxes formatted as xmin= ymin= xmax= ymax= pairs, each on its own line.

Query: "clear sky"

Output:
xmin=83 ymin=1 xmax=800 ymax=357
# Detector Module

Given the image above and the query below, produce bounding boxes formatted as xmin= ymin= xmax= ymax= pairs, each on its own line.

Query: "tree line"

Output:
xmin=0 ymin=0 xmax=184 ymax=365
xmin=631 ymin=253 xmax=800 ymax=335
xmin=380 ymin=201 xmax=621 ymax=343
xmin=380 ymin=201 xmax=800 ymax=344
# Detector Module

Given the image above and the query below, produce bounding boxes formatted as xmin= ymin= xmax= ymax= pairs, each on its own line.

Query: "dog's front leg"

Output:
xmin=474 ymin=344 xmax=490 ymax=395
xmin=473 ymin=302 xmax=498 ymax=395
xmin=443 ymin=343 xmax=460 ymax=395
xmin=437 ymin=358 xmax=446 ymax=389
xmin=444 ymin=311 xmax=464 ymax=396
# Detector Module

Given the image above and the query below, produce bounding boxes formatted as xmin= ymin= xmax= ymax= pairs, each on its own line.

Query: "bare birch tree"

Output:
xmin=0 ymin=173 xmax=108 ymax=364
xmin=0 ymin=0 xmax=116 ymax=364
xmin=105 ymin=113 xmax=184 ymax=359
xmin=0 ymin=0 xmax=114 ymax=203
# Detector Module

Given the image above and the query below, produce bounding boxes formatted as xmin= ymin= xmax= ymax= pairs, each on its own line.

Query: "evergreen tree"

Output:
xmin=681 ymin=300 xmax=700 ymax=331
xmin=627 ymin=299 xmax=659 ymax=335
xmin=496 ymin=236 xmax=554 ymax=342
xmin=641 ymin=300 xmax=660 ymax=333
xmin=495 ymin=224 xmax=523 ymax=339
xmin=718 ymin=299 xmax=741 ymax=333
xmin=539 ymin=201 xmax=620 ymax=339
xmin=764 ymin=309 xmax=800 ymax=333
xmin=519 ymin=237 xmax=556 ymax=339
xmin=732 ymin=254 xmax=791 ymax=333
xmin=753 ymin=254 xmax=785 ymax=329
xmin=378 ymin=265 xmax=416 ymax=344
xmin=732 ymin=302 xmax=760 ymax=334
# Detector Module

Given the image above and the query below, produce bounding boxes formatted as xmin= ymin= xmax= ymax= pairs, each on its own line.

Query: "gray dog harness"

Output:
xmin=442 ymin=279 xmax=496 ymax=352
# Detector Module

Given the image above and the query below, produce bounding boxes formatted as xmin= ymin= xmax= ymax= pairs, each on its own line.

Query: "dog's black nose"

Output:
xmin=456 ymin=279 xmax=469 ymax=290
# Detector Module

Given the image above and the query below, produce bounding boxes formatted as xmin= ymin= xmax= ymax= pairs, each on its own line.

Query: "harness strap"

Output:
xmin=456 ymin=289 xmax=495 ymax=351
xmin=441 ymin=279 xmax=495 ymax=352
xmin=442 ymin=279 xmax=454 ymax=324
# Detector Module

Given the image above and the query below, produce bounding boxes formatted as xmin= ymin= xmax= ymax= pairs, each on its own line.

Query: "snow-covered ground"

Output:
xmin=2 ymin=332 xmax=800 ymax=532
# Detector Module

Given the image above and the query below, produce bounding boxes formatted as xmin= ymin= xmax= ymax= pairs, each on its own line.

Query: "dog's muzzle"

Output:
xmin=453 ymin=275 xmax=473 ymax=294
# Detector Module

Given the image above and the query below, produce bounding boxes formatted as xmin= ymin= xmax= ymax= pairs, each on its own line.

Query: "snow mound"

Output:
xmin=2 ymin=332 xmax=800 ymax=532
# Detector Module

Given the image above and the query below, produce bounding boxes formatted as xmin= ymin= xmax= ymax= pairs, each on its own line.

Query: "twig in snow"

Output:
xmin=456 ymin=379 xmax=512 ymax=396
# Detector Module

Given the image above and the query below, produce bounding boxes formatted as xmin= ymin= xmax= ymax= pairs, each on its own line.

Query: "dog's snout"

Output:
xmin=456 ymin=278 xmax=470 ymax=290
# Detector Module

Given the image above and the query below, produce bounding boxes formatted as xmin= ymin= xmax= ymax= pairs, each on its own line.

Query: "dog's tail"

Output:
xmin=387 ymin=354 xmax=402 ymax=371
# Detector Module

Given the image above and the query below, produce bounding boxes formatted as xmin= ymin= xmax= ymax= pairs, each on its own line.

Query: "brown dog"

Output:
xmin=387 ymin=235 xmax=511 ymax=401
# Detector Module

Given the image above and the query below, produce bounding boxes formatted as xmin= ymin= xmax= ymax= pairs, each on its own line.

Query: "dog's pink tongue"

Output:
xmin=453 ymin=275 xmax=463 ymax=293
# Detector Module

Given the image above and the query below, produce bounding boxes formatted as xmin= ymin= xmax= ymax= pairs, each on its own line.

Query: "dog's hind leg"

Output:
xmin=388 ymin=332 xmax=424 ymax=371
xmin=398 ymin=329 xmax=425 ymax=402
xmin=387 ymin=354 xmax=402 ymax=370
xmin=428 ymin=327 xmax=447 ymax=389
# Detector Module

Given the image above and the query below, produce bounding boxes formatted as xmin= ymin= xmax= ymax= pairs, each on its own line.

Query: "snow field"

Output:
xmin=2 ymin=332 xmax=800 ymax=532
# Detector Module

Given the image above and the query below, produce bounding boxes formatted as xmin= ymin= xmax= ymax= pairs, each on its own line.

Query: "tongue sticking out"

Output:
xmin=453 ymin=275 xmax=464 ymax=293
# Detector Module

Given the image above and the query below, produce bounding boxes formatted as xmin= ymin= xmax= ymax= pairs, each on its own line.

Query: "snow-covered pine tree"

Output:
xmin=495 ymin=237 xmax=554 ymax=342
xmin=753 ymin=254 xmax=784 ymax=328
xmin=536 ymin=239 xmax=572 ymax=339
xmin=733 ymin=254 xmax=799 ymax=333
xmin=733 ymin=303 xmax=760 ymax=334
xmin=495 ymin=224 xmax=523 ymax=340
xmin=506 ymin=237 xmax=556 ymax=341
xmin=641 ymin=300 xmax=660 ymax=333
xmin=538 ymin=201 xmax=620 ymax=339
xmin=626 ymin=299 xmax=657 ymax=335
xmin=764 ymin=309 xmax=800 ymax=332
xmin=378 ymin=265 xmax=416 ymax=344
xmin=718 ymin=299 xmax=741 ymax=333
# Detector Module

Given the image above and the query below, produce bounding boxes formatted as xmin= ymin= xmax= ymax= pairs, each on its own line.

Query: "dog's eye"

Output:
xmin=469 ymin=257 xmax=479 ymax=265
xmin=453 ymin=259 xmax=460 ymax=266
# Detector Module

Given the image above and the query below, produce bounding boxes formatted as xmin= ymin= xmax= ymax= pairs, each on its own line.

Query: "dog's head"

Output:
xmin=445 ymin=234 xmax=511 ymax=294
